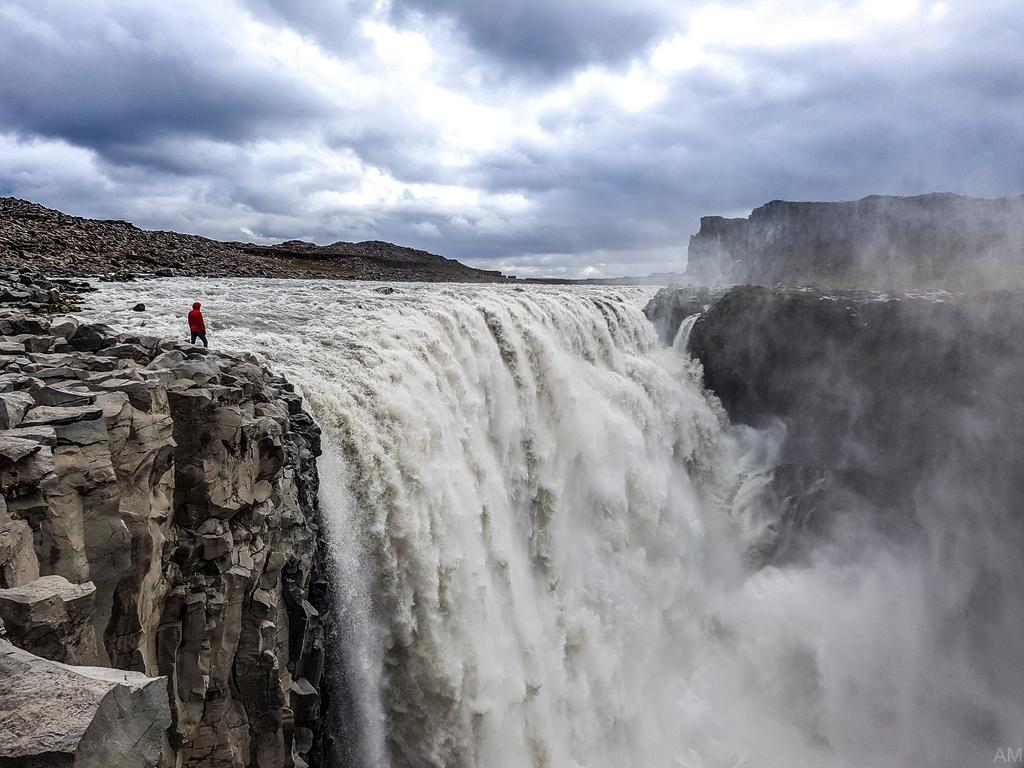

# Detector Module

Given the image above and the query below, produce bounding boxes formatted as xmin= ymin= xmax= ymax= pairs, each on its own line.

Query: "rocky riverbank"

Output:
xmin=0 ymin=272 xmax=332 ymax=767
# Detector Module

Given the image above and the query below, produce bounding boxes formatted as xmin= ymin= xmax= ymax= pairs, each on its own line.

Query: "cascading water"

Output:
xmin=672 ymin=313 xmax=701 ymax=353
xmin=83 ymin=280 xmax=1022 ymax=768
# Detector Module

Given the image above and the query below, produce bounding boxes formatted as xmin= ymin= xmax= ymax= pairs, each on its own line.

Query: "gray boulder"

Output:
xmin=0 ymin=434 xmax=41 ymax=465
xmin=29 ymin=383 xmax=96 ymax=408
xmin=0 ymin=497 xmax=39 ymax=589
xmin=0 ymin=639 xmax=170 ymax=767
xmin=20 ymin=404 xmax=104 ymax=427
xmin=0 ymin=575 xmax=99 ymax=664
xmin=0 ymin=390 xmax=34 ymax=428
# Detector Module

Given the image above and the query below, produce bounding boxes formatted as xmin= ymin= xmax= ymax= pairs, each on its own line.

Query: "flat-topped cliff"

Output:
xmin=686 ymin=193 xmax=1024 ymax=288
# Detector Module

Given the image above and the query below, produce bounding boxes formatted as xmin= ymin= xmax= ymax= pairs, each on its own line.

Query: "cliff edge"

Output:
xmin=0 ymin=272 xmax=332 ymax=767
xmin=645 ymin=285 xmax=1024 ymax=563
xmin=686 ymin=193 xmax=1024 ymax=288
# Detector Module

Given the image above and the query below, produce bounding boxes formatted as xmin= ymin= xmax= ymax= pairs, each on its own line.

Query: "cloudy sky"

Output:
xmin=1 ymin=0 xmax=1022 ymax=277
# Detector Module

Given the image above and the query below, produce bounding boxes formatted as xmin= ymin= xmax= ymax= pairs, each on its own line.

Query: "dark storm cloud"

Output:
xmin=390 ymin=0 xmax=671 ymax=78
xmin=0 ymin=0 xmax=1022 ymax=277
xmin=0 ymin=2 xmax=326 ymax=152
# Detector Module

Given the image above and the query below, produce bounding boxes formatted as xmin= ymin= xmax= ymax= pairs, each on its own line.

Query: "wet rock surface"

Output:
xmin=647 ymin=285 xmax=1024 ymax=560
xmin=0 ymin=272 xmax=332 ymax=767
xmin=2 ymin=196 xmax=507 ymax=282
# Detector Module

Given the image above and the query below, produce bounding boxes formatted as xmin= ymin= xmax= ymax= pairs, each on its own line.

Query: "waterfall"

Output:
xmin=672 ymin=312 xmax=701 ymax=353
xmin=83 ymin=280 xmax=1021 ymax=768
xmin=292 ymin=289 xmax=765 ymax=768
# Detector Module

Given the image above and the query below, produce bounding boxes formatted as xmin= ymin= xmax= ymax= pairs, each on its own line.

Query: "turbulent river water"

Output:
xmin=82 ymin=280 xmax=1018 ymax=768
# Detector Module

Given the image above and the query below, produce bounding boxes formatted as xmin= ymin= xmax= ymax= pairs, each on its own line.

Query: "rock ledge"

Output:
xmin=0 ymin=271 xmax=332 ymax=768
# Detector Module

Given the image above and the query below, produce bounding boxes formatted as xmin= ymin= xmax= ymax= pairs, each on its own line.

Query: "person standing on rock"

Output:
xmin=188 ymin=302 xmax=208 ymax=347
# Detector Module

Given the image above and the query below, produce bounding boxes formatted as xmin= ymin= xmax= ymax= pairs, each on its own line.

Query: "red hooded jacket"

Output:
xmin=188 ymin=302 xmax=206 ymax=333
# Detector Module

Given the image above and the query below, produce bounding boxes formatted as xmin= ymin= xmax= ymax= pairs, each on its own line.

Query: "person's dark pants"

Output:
xmin=191 ymin=332 xmax=208 ymax=348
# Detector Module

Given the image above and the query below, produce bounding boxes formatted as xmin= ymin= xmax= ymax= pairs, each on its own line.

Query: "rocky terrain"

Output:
xmin=0 ymin=197 xmax=507 ymax=282
xmin=646 ymin=285 xmax=1024 ymax=561
xmin=686 ymin=193 xmax=1024 ymax=288
xmin=0 ymin=272 xmax=332 ymax=767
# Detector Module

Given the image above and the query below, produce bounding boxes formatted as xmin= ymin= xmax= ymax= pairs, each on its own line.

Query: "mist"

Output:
xmin=685 ymin=193 xmax=1024 ymax=290
xmin=646 ymin=197 xmax=1024 ymax=765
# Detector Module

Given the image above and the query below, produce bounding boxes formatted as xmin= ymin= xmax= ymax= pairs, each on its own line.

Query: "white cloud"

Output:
xmin=411 ymin=221 xmax=442 ymax=237
xmin=362 ymin=20 xmax=434 ymax=75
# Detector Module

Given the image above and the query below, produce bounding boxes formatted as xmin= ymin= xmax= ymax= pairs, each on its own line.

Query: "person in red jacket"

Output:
xmin=188 ymin=302 xmax=208 ymax=347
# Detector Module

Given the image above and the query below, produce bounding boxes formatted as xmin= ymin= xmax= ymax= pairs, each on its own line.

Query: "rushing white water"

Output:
xmin=672 ymin=313 xmax=701 ymax=353
xmin=82 ymin=280 xmax=1021 ymax=768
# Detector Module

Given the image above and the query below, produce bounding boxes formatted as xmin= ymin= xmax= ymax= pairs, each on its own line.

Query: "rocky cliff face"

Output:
xmin=0 ymin=197 xmax=507 ymax=283
xmin=646 ymin=285 xmax=1024 ymax=560
xmin=0 ymin=273 xmax=331 ymax=767
xmin=686 ymin=193 xmax=1024 ymax=288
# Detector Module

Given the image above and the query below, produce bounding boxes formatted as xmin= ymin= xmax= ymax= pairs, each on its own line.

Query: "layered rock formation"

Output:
xmin=1 ymin=197 xmax=507 ymax=282
xmin=0 ymin=273 xmax=331 ymax=767
xmin=686 ymin=193 xmax=1024 ymax=288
